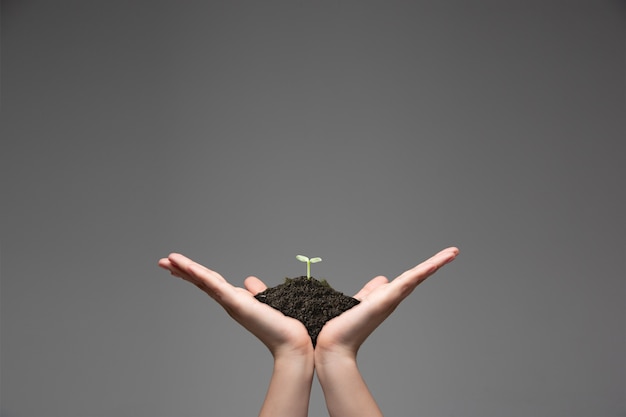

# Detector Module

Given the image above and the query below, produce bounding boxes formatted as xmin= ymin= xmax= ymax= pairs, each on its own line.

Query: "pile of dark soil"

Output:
xmin=254 ymin=276 xmax=360 ymax=347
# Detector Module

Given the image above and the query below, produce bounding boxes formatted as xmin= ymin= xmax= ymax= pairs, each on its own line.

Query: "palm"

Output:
xmin=316 ymin=276 xmax=392 ymax=354
xmin=159 ymin=254 xmax=311 ymax=356
xmin=236 ymin=281 xmax=312 ymax=355
xmin=316 ymin=247 xmax=459 ymax=355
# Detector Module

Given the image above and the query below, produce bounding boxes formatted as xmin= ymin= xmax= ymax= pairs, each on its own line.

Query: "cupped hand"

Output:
xmin=158 ymin=253 xmax=313 ymax=358
xmin=315 ymin=247 xmax=459 ymax=360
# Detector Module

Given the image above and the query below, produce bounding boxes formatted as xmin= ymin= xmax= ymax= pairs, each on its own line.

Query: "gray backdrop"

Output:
xmin=1 ymin=1 xmax=624 ymax=416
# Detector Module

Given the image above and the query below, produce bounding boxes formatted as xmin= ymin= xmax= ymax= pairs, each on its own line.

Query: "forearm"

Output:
xmin=259 ymin=353 xmax=314 ymax=417
xmin=315 ymin=353 xmax=383 ymax=417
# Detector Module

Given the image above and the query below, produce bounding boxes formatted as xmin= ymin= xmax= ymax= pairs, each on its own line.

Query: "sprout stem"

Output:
xmin=296 ymin=255 xmax=322 ymax=279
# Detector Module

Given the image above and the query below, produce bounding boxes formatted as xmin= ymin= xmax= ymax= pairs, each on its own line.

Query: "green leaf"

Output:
xmin=309 ymin=257 xmax=322 ymax=263
xmin=296 ymin=255 xmax=309 ymax=263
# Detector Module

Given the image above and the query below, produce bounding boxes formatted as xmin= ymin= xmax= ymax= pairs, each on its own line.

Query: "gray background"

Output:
xmin=1 ymin=1 xmax=624 ymax=416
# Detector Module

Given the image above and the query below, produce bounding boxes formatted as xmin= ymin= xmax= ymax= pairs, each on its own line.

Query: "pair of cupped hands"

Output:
xmin=158 ymin=247 xmax=459 ymax=361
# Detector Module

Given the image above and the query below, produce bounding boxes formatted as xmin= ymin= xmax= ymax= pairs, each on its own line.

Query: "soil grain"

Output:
xmin=254 ymin=277 xmax=360 ymax=347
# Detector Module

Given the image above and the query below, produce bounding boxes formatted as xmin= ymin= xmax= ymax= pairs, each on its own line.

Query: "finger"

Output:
xmin=401 ymin=246 xmax=459 ymax=279
xmin=353 ymin=275 xmax=389 ymax=300
xmin=244 ymin=276 xmax=268 ymax=295
xmin=167 ymin=253 xmax=228 ymax=283
xmin=158 ymin=258 xmax=191 ymax=280
xmin=392 ymin=247 xmax=459 ymax=296
xmin=158 ymin=258 xmax=173 ymax=272
xmin=159 ymin=255 xmax=202 ymax=283
xmin=161 ymin=253 xmax=233 ymax=301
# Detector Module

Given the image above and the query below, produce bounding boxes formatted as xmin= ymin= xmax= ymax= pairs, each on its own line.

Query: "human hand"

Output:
xmin=313 ymin=247 xmax=458 ymax=417
xmin=158 ymin=253 xmax=313 ymax=359
xmin=159 ymin=253 xmax=315 ymax=417
xmin=315 ymin=247 xmax=459 ymax=361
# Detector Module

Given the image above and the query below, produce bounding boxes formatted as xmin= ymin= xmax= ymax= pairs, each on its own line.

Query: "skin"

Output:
xmin=158 ymin=246 xmax=459 ymax=417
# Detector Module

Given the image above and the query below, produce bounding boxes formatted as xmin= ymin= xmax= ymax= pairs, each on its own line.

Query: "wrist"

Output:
xmin=273 ymin=344 xmax=315 ymax=368
xmin=272 ymin=339 xmax=314 ymax=360
xmin=314 ymin=349 xmax=383 ymax=417
xmin=260 ymin=346 xmax=314 ymax=417
xmin=314 ymin=345 xmax=357 ymax=370
xmin=272 ymin=350 xmax=315 ymax=391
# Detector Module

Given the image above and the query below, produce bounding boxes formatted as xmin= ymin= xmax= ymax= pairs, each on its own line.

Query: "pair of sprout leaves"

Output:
xmin=296 ymin=255 xmax=322 ymax=279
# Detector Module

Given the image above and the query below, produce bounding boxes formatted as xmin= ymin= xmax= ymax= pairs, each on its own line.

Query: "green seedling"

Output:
xmin=296 ymin=255 xmax=322 ymax=279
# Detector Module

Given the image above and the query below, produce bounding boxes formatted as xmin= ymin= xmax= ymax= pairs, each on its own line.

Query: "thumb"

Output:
xmin=244 ymin=276 xmax=268 ymax=295
xmin=353 ymin=275 xmax=389 ymax=300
